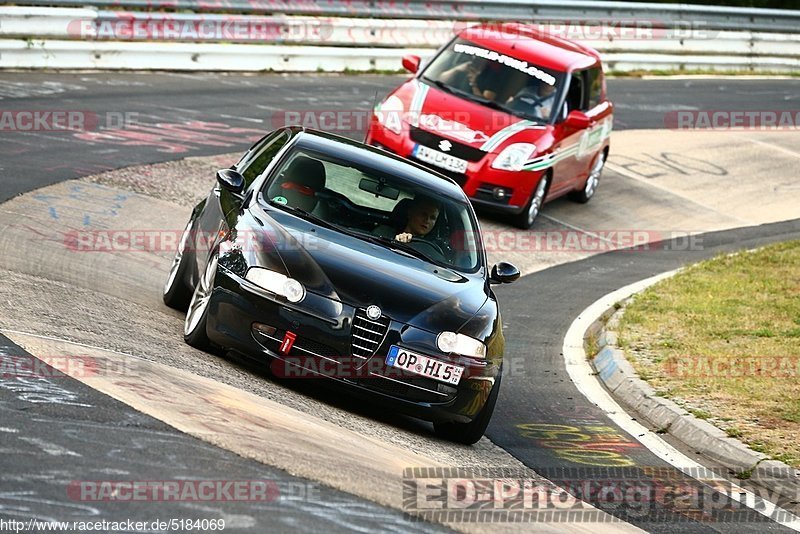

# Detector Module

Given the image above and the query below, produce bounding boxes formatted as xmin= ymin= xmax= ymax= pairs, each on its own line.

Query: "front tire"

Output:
xmin=511 ymin=174 xmax=549 ymax=229
xmin=183 ymin=253 xmax=217 ymax=351
xmin=570 ymin=150 xmax=606 ymax=204
xmin=163 ymin=219 xmax=194 ymax=310
xmin=434 ymin=371 xmax=502 ymax=445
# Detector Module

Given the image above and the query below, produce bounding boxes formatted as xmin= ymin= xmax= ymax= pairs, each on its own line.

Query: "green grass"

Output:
xmin=618 ymin=241 xmax=800 ymax=467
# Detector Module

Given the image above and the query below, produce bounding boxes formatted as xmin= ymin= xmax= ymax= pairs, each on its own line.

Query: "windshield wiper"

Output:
xmin=354 ymin=231 xmax=442 ymax=265
xmin=471 ymin=94 xmax=546 ymax=123
xmin=267 ymin=200 xmax=348 ymax=233
xmin=425 ymin=76 xmax=545 ymax=123
xmin=423 ymin=77 xmax=474 ymax=100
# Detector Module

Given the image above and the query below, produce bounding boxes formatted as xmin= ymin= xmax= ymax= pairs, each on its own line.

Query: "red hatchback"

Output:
xmin=366 ymin=23 xmax=613 ymax=228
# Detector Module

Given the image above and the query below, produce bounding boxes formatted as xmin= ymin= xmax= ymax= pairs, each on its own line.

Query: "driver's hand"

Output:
xmin=395 ymin=232 xmax=412 ymax=243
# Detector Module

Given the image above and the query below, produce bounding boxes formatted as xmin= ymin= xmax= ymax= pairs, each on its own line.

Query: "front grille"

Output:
xmin=351 ymin=310 xmax=390 ymax=359
xmin=294 ymin=337 xmax=340 ymax=359
xmin=409 ymin=126 xmax=486 ymax=162
xmin=362 ymin=374 xmax=456 ymax=403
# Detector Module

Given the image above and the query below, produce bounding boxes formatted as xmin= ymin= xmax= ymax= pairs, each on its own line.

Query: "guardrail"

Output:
xmin=2 ymin=3 xmax=799 ymax=72
xmin=7 ymin=0 xmax=800 ymax=32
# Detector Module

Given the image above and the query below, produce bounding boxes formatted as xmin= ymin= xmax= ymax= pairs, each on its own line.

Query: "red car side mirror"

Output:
xmin=401 ymin=55 xmax=421 ymax=74
xmin=564 ymin=110 xmax=591 ymax=130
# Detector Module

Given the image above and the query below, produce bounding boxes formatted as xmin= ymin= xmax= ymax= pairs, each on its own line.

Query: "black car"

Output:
xmin=163 ymin=126 xmax=519 ymax=444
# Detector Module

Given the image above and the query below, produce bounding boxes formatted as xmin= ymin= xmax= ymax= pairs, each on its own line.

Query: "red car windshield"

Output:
xmin=420 ymin=38 xmax=566 ymax=124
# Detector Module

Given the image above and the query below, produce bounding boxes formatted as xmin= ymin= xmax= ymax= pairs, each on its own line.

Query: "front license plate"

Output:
xmin=413 ymin=144 xmax=469 ymax=174
xmin=385 ymin=345 xmax=464 ymax=385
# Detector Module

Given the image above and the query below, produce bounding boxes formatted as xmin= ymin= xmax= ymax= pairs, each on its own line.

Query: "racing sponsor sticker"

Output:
xmin=386 ymin=345 xmax=464 ymax=385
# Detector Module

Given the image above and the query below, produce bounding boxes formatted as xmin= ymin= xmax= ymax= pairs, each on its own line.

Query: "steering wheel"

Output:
xmin=409 ymin=238 xmax=446 ymax=260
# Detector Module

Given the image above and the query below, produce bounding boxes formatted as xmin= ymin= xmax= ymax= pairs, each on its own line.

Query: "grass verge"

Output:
xmin=617 ymin=240 xmax=800 ymax=467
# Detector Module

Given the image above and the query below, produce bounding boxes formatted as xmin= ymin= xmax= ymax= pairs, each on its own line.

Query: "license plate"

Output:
xmin=412 ymin=144 xmax=468 ymax=174
xmin=385 ymin=345 xmax=464 ymax=385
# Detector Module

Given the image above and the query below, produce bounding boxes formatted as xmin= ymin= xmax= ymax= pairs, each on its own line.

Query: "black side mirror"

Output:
xmin=490 ymin=262 xmax=520 ymax=284
xmin=217 ymin=168 xmax=245 ymax=195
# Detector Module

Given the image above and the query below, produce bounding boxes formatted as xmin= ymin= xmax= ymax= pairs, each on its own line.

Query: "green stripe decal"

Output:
xmin=480 ymin=120 xmax=536 ymax=152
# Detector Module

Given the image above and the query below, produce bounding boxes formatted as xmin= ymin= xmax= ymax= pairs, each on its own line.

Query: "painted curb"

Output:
xmin=588 ymin=286 xmax=800 ymax=498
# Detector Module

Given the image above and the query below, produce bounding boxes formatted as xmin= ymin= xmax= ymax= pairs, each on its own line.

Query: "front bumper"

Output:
xmin=206 ymin=267 xmax=500 ymax=424
xmin=367 ymin=118 xmax=545 ymax=213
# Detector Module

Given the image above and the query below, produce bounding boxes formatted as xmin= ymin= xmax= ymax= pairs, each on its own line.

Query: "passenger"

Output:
xmin=439 ymin=55 xmax=501 ymax=101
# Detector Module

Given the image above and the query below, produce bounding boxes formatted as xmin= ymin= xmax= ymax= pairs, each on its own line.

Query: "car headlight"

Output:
xmin=437 ymin=331 xmax=487 ymax=359
xmin=375 ymin=95 xmax=404 ymax=135
xmin=491 ymin=143 xmax=537 ymax=172
xmin=245 ymin=267 xmax=305 ymax=303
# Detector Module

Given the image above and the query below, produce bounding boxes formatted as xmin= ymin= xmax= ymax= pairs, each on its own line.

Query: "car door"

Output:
xmin=576 ymin=65 xmax=613 ymax=183
xmin=193 ymin=128 xmax=290 ymax=274
xmin=549 ymin=70 xmax=588 ymax=197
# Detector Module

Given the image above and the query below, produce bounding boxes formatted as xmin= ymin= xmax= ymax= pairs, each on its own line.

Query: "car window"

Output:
xmin=565 ymin=72 xmax=585 ymax=115
xmin=262 ymin=148 xmax=482 ymax=272
xmin=237 ymin=130 xmax=290 ymax=188
xmin=585 ymin=67 xmax=603 ymax=110
xmin=419 ymin=38 xmax=566 ymax=124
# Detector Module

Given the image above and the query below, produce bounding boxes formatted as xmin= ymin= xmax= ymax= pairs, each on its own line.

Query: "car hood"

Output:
xmin=393 ymin=78 xmax=551 ymax=151
xmin=239 ymin=207 xmax=489 ymax=334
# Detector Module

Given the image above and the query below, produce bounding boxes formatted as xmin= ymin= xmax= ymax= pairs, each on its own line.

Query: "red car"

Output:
xmin=366 ymin=23 xmax=613 ymax=228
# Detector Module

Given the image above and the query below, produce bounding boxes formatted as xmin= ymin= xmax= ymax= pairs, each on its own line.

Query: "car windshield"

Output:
xmin=420 ymin=38 xmax=566 ymax=123
xmin=261 ymin=148 xmax=483 ymax=272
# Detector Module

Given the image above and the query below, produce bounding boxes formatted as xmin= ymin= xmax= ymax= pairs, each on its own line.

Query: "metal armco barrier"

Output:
xmin=5 ymin=0 xmax=800 ymax=32
xmin=1 ymin=2 xmax=799 ymax=72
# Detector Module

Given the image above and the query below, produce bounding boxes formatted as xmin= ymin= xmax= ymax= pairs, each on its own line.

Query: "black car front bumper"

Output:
xmin=205 ymin=267 xmax=500 ymax=424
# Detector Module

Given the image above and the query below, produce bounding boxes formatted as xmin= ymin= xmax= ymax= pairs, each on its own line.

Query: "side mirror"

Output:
xmin=216 ymin=168 xmax=245 ymax=195
xmin=490 ymin=262 xmax=520 ymax=284
xmin=401 ymin=54 xmax=421 ymax=74
xmin=564 ymin=110 xmax=591 ymax=130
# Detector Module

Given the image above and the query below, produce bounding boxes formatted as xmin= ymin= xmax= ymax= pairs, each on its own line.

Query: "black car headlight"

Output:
xmin=436 ymin=331 xmax=486 ymax=359
xmin=245 ymin=267 xmax=305 ymax=303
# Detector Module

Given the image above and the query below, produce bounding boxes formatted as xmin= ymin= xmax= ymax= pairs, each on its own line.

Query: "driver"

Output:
xmin=506 ymin=80 xmax=557 ymax=121
xmin=394 ymin=196 xmax=440 ymax=243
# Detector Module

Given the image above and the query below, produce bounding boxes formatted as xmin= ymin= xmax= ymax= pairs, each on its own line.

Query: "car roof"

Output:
xmin=288 ymin=128 xmax=470 ymax=201
xmin=458 ymin=22 xmax=600 ymax=72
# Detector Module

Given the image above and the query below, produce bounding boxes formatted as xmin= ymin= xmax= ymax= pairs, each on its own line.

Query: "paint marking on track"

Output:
xmin=18 ymin=437 xmax=81 ymax=457
xmin=562 ymin=269 xmax=800 ymax=531
xmin=604 ymin=163 xmax=750 ymax=226
xmin=737 ymin=135 xmax=800 ymax=159
xmin=542 ymin=214 xmax=618 ymax=246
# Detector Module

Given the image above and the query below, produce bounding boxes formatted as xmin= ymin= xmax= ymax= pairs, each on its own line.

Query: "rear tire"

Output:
xmin=183 ymin=253 xmax=217 ymax=351
xmin=511 ymin=175 xmax=549 ymax=229
xmin=163 ymin=219 xmax=194 ymax=310
xmin=434 ymin=370 xmax=502 ymax=445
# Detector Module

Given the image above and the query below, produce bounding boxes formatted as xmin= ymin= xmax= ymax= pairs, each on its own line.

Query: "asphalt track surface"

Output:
xmin=2 ymin=72 xmax=800 ymax=532
xmin=2 ymin=73 xmax=799 ymax=202
xmin=491 ymin=219 xmax=800 ymax=532
xmin=0 ymin=333 xmax=444 ymax=533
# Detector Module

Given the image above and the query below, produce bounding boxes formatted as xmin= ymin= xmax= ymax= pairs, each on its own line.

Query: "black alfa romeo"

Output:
xmin=163 ymin=126 xmax=520 ymax=444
